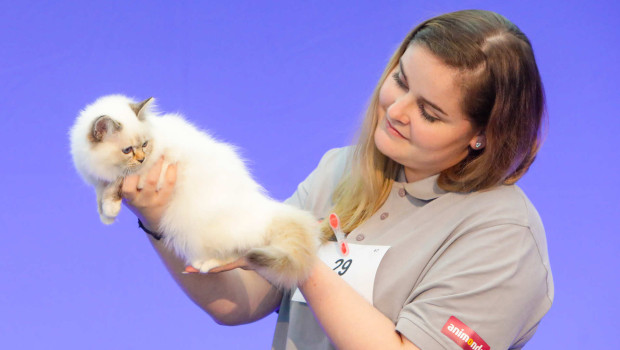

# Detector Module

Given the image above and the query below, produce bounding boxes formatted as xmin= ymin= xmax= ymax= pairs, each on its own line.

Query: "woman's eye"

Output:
xmin=392 ymin=71 xmax=408 ymax=91
xmin=142 ymin=141 xmax=148 ymax=148
xmin=419 ymin=104 xmax=439 ymax=123
xmin=122 ymin=146 xmax=133 ymax=154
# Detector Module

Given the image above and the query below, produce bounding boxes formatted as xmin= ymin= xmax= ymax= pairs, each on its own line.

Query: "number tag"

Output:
xmin=291 ymin=243 xmax=390 ymax=304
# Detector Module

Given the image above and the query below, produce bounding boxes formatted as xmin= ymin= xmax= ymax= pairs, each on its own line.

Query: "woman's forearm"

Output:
xmin=123 ymin=161 xmax=282 ymax=325
xmin=299 ymin=259 xmax=420 ymax=350
xmin=148 ymin=235 xmax=283 ymax=325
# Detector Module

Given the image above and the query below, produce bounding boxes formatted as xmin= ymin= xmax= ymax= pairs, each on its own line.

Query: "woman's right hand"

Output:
xmin=123 ymin=157 xmax=283 ymax=325
xmin=121 ymin=157 xmax=177 ymax=232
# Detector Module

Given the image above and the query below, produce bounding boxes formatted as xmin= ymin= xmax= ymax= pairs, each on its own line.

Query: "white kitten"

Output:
xmin=69 ymin=94 xmax=323 ymax=288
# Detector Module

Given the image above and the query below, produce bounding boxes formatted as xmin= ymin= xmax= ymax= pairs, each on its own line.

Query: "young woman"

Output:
xmin=122 ymin=9 xmax=553 ymax=350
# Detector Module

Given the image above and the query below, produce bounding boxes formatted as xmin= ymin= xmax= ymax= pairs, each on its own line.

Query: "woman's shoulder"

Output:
xmin=445 ymin=185 xmax=550 ymax=286
xmin=284 ymin=146 xmax=353 ymax=216
xmin=437 ymin=185 xmax=548 ymax=263
xmin=448 ymin=184 xmax=542 ymax=229
xmin=317 ymin=146 xmax=354 ymax=170
xmin=308 ymin=146 xmax=354 ymax=189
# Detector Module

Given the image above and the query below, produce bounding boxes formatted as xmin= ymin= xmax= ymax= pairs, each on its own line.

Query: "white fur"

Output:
xmin=70 ymin=95 xmax=321 ymax=287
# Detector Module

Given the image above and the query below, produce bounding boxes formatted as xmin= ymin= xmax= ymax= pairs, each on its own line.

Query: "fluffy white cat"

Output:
xmin=69 ymin=94 xmax=323 ymax=287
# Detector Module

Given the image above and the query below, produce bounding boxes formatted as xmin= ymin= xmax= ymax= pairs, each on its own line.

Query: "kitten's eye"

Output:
xmin=142 ymin=141 xmax=148 ymax=148
xmin=122 ymin=146 xmax=133 ymax=154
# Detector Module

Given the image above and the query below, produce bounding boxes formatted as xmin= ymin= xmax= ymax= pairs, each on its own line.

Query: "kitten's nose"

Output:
xmin=134 ymin=150 xmax=145 ymax=163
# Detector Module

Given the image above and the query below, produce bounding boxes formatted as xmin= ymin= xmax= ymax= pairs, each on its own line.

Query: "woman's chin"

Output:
xmin=374 ymin=128 xmax=400 ymax=158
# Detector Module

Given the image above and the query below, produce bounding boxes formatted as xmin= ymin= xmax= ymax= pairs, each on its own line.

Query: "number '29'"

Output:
xmin=333 ymin=258 xmax=352 ymax=276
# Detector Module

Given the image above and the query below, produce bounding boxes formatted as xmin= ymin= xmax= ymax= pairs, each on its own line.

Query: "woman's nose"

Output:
xmin=386 ymin=95 xmax=411 ymax=125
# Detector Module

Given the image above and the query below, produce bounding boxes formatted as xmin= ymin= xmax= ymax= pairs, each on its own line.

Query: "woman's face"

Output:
xmin=374 ymin=44 xmax=482 ymax=182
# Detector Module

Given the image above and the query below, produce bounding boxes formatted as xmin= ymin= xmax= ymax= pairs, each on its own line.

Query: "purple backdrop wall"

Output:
xmin=1 ymin=1 xmax=618 ymax=348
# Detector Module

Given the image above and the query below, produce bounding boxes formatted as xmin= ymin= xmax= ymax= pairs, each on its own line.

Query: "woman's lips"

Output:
xmin=385 ymin=118 xmax=406 ymax=139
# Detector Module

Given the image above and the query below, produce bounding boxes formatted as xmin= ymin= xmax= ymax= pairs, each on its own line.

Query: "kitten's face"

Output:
xmin=114 ymin=130 xmax=153 ymax=174
xmin=78 ymin=96 xmax=156 ymax=178
xmin=85 ymin=116 xmax=153 ymax=177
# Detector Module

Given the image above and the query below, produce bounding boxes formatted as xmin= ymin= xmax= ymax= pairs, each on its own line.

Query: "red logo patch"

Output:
xmin=441 ymin=316 xmax=490 ymax=350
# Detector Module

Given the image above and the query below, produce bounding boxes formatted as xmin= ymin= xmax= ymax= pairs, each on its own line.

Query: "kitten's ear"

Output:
xmin=91 ymin=116 xmax=122 ymax=142
xmin=129 ymin=97 xmax=154 ymax=121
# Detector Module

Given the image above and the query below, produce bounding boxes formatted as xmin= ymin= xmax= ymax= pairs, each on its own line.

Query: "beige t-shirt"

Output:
xmin=272 ymin=147 xmax=553 ymax=350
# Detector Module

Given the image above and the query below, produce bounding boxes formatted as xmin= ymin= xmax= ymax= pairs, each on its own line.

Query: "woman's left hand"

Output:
xmin=184 ymin=258 xmax=253 ymax=274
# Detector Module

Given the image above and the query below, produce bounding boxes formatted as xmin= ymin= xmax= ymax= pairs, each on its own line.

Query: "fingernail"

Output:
xmin=183 ymin=266 xmax=200 ymax=274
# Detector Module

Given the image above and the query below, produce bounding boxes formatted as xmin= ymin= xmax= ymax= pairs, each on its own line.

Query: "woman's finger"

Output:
xmin=183 ymin=258 xmax=250 ymax=275
xmin=145 ymin=157 xmax=165 ymax=188
xmin=121 ymin=174 xmax=140 ymax=200
xmin=208 ymin=259 xmax=250 ymax=273
xmin=157 ymin=162 xmax=178 ymax=198
xmin=184 ymin=265 xmax=200 ymax=274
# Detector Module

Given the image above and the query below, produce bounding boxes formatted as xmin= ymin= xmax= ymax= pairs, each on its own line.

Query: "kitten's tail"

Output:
xmin=245 ymin=206 xmax=322 ymax=289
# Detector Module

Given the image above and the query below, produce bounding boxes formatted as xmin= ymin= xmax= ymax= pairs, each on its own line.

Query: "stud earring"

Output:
xmin=475 ymin=142 xmax=482 ymax=149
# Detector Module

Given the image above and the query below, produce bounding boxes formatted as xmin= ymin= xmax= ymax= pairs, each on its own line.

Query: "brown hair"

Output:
xmin=324 ymin=10 xmax=546 ymax=236
xmin=413 ymin=10 xmax=545 ymax=191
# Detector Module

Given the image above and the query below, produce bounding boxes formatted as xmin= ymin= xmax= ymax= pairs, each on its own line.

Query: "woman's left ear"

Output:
xmin=470 ymin=134 xmax=486 ymax=150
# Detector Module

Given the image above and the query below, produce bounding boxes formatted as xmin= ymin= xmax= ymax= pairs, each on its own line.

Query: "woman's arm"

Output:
xmin=148 ymin=235 xmax=282 ymax=325
xmin=122 ymin=158 xmax=282 ymax=325
xmin=205 ymin=254 xmax=421 ymax=348
xmin=299 ymin=258 xmax=420 ymax=350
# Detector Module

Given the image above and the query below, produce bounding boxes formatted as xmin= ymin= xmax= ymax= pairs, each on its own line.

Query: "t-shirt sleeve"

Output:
xmin=395 ymin=223 xmax=553 ymax=350
xmin=284 ymin=147 xmax=351 ymax=218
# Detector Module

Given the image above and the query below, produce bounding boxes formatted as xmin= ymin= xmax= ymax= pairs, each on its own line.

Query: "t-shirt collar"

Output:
xmin=396 ymin=168 xmax=447 ymax=201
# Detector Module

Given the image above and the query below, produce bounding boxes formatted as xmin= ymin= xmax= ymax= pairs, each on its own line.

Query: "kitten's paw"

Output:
xmin=101 ymin=199 xmax=122 ymax=218
xmin=191 ymin=259 xmax=226 ymax=273
xmin=99 ymin=214 xmax=116 ymax=225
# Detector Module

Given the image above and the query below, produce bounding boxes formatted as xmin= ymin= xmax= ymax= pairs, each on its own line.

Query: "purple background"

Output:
xmin=1 ymin=1 xmax=618 ymax=348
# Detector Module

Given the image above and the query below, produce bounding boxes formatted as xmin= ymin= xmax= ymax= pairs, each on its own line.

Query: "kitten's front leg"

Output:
xmin=97 ymin=178 xmax=123 ymax=224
